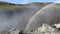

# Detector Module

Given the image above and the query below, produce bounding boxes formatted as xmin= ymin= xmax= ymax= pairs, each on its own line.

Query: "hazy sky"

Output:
xmin=0 ymin=0 xmax=60 ymax=4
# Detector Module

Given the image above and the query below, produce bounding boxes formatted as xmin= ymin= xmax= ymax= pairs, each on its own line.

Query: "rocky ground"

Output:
xmin=0 ymin=23 xmax=60 ymax=34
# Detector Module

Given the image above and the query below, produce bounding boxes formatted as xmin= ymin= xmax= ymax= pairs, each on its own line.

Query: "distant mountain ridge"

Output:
xmin=0 ymin=2 xmax=54 ymax=11
xmin=0 ymin=2 xmax=53 ymax=5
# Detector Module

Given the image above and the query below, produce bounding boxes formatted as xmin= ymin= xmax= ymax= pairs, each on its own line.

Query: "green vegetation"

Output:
xmin=0 ymin=2 xmax=24 ymax=10
xmin=0 ymin=2 xmax=52 ymax=11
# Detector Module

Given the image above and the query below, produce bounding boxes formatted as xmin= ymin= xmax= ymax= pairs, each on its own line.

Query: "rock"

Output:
xmin=37 ymin=23 xmax=56 ymax=33
xmin=54 ymin=23 xmax=60 ymax=28
xmin=30 ymin=23 xmax=60 ymax=34
xmin=9 ymin=28 xmax=20 ymax=34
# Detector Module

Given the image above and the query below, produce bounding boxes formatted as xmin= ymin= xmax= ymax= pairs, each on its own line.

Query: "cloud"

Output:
xmin=54 ymin=0 xmax=60 ymax=3
xmin=23 ymin=0 xmax=60 ymax=4
xmin=23 ymin=0 xmax=30 ymax=4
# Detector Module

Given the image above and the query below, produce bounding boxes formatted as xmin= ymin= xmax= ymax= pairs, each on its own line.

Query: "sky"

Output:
xmin=0 ymin=0 xmax=60 ymax=4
